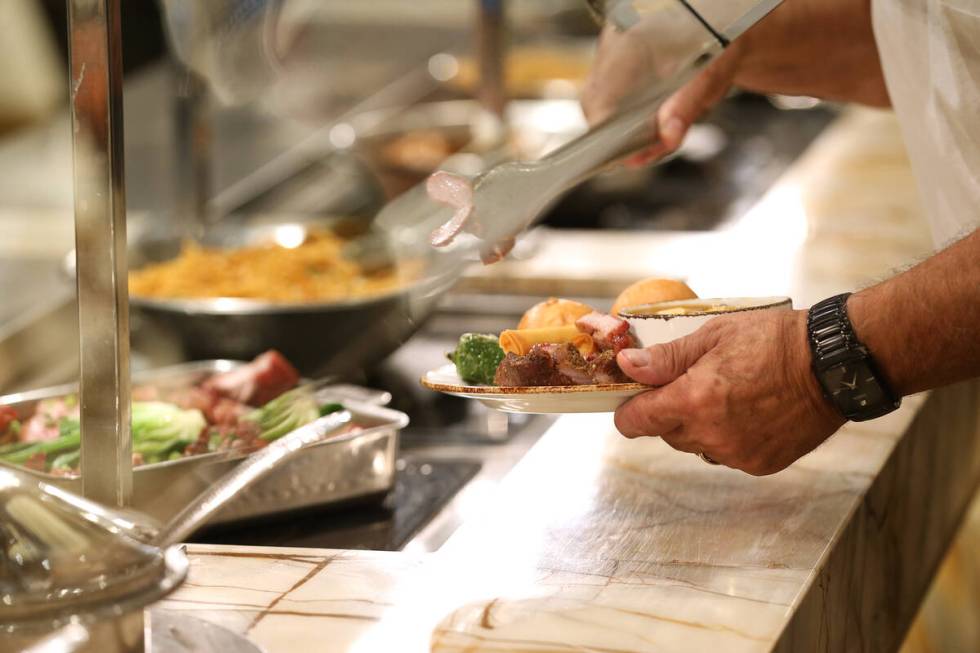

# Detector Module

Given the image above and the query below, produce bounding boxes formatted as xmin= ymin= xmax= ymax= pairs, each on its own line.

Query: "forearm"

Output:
xmin=847 ymin=229 xmax=980 ymax=396
xmin=735 ymin=0 xmax=889 ymax=106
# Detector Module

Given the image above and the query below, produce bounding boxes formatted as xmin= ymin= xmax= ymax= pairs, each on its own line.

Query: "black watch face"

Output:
xmin=823 ymin=360 xmax=888 ymax=417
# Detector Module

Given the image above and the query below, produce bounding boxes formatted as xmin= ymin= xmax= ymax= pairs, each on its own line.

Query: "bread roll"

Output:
xmin=518 ymin=298 xmax=595 ymax=330
xmin=611 ymin=278 xmax=697 ymax=316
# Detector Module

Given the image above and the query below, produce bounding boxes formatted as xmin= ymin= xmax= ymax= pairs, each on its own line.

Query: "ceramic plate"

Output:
xmin=420 ymin=364 xmax=648 ymax=414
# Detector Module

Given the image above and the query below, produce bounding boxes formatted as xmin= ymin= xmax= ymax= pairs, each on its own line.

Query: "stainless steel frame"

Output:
xmin=67 ymin=0 xmax=133 ymax=509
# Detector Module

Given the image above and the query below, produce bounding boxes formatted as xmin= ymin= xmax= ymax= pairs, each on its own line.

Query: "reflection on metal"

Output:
xmin=173 ymin=63 xmax=211 ymax=238
xmin=66 ymin=0 xmax=132 ymax=508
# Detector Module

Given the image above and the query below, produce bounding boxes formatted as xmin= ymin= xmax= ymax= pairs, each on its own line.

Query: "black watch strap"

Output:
xmin=807 ymin=293 xmax=901 ymax=421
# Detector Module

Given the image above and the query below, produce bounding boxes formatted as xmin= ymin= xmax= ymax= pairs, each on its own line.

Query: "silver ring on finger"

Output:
xmin=698 ymin=452 xmax=720 ymax=465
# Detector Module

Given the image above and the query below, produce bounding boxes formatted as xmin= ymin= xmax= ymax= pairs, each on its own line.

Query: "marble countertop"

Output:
xmin=158 ymin=108 xmax=980 ymax=652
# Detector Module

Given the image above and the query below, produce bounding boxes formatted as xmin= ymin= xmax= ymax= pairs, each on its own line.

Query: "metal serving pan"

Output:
xmin=0 ymin=360 xmax=407 ymax=527
xmin=121 ymin=217 xmax=451 ymax=378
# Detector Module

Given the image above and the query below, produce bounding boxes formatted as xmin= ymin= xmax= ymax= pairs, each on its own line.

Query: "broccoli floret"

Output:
xmin=448 ymin=333 xmax=505 ymax=385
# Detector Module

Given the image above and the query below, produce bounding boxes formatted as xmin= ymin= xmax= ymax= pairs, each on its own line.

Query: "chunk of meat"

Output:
xmin=202 ymin=350 xmax=300 ymax=407
xmin=494 ymin=343 xmax=600 ymax=387
xmin=588 ymin=350 xmax=632 ymax=384
xmin=493 ymin=342 xmax=635 ymax=387
xmin=546 ymin=343 xmax=594 ymax=385
xmin=575 ymin=312 xmax=638 ymax=354
xmin=494 ymin=345 xmax=577 ymax=387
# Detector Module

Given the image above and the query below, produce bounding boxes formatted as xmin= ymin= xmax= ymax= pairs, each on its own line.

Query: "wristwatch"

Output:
xmin=807 ymin=293 xmax=901 ymax=422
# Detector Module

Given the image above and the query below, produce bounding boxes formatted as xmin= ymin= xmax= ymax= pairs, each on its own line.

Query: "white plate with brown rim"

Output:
xmin=420 ymin=363 xmax=648 ymax=414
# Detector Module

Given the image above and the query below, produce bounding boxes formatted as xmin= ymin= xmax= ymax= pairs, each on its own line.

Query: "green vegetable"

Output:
xmin=130 ymin=402 xmax=206 ymax=464
xmin=242 ymin=387 xmax=320 ymax=442
xmin=448 ymin=333 xmax=505 ymax=385
xmin=51 ymin=449 xmax=80 ymax=471
xmin=0 ymin=430 xmax=80 ymax=466
xmin=318 ymin=402 xmax=344 ymax=417
xmin=0 ymin=402 xmax=205 ymax=471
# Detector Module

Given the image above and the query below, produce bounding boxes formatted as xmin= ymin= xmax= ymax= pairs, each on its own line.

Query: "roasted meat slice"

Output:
xmin=546 ymin=343 xmax=594 ymax=385
xmin=588 ymin=350 xmax=632 ymax=384
xmin=575 ymin=312 xmax=638 ymax=353
xmin=495 ymin=345 xmax=570 ymax=387
xmin=202 ymin=350 xmax=300 ymax=406
xmin=494 ymin=343 xmax=598 ymax=387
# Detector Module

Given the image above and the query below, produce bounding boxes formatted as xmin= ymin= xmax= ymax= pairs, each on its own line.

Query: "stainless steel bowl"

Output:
xmin=125 ymin=217 xmax=452 ymax=377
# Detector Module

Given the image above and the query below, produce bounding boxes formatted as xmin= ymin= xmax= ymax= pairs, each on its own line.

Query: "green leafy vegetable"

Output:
xmin=0 ymin=402 xmax=205 ymax=471
xmin=448 ymin=333 xmax=505 ymax=385
xmin=318 ymin=402 xmax=344 ymax=417
xmin=242 ymin=386 xmax=320 ymax=442
xmin=130 ymin=402 xmax=207 ymax=464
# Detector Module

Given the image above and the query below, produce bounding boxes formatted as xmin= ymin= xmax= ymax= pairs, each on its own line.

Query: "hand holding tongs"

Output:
xmin=414 ymin=0 xmax=783 ymax=263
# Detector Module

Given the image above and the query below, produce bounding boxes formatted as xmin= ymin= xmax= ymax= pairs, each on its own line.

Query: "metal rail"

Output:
xmin=67 ymin=0 xmax=133 ymax=509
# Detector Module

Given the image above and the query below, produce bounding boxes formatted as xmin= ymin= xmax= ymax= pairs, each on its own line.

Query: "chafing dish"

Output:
xmin=0 ymin=360 xmax=407 ymax=527
xmin=119 ymin=213 xmax=454 ymax=377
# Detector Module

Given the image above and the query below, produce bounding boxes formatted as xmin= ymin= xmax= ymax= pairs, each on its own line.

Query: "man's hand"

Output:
xmin=582 ymin=0 xmax=889 ymax=165
xmin=613 ymin=310 xmax=844 ymax=475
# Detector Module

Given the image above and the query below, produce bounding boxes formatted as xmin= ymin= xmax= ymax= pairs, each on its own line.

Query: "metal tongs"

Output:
xmin=376 ymin=0 xmax=783 ymax=264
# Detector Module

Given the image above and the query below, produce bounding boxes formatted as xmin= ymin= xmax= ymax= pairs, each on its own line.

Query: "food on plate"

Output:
xmin=575 ymin=311 xmax=637 ymax=354
xmin=440 ymin=279 xmax=706 ymax=389
xmin=493 ymin=312 xmax=639 ymax=387
xmin=610 ymin=278 xmax=697 ymax=316
xmin=499 ymin=325 xmax=596 ymax=358
xmin=0 ymin=350 xmax=351 ymax=475
xmin=517 ymin=297 xmax=595 ymax=330
xmin=443 ymin=306 xmax=641 ymax=388
xmin=494 ymin=343 xmax=632 ymax=387
xmin=448 ymin=333 xmax=506 ymax=385
xmin=129 ymin=230 xmax=411 ymax=303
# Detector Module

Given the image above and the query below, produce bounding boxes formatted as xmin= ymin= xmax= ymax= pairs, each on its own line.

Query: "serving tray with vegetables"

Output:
xmin=0 ymin=357 xmax=406 ymax=526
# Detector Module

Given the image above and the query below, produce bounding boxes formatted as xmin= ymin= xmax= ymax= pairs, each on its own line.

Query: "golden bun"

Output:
xmin=518 ymin=298 xmax=595 ymax=330
xmin=611 ymin=278 xmax=697 ymax=316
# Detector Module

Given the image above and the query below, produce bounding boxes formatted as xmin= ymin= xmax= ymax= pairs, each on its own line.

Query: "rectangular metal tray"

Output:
xmin=0 ymin=360 xmax=407 ymax=527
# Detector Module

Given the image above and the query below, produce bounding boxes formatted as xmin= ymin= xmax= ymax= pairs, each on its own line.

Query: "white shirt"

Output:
xmin=872 ymin=0 xmax=980 ymax=246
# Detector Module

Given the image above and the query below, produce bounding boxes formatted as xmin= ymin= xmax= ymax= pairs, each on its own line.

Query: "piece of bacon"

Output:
xmin=575 ymin=312 xmax=638 ymax=354
xmin=202 ymin=350 xmax=300 ymax=407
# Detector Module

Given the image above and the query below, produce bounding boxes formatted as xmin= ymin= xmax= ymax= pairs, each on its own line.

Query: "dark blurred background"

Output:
xmin=39 ymin=0 xmax=166 ymax=73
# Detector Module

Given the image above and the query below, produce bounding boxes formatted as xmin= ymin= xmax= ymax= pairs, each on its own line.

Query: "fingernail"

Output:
xmin=622 ymin=349 xmax=651 ymax=367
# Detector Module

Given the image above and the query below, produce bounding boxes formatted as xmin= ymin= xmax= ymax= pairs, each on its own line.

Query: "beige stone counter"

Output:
xmin=158 ymin=109 xmax=980 ymax=652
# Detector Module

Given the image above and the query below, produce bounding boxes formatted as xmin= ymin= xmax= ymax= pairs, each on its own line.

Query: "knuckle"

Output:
xmin=650 ymin=343 xmax=679 ymax=375
xmin=686 ymin=383 xmax=714 ymax=410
